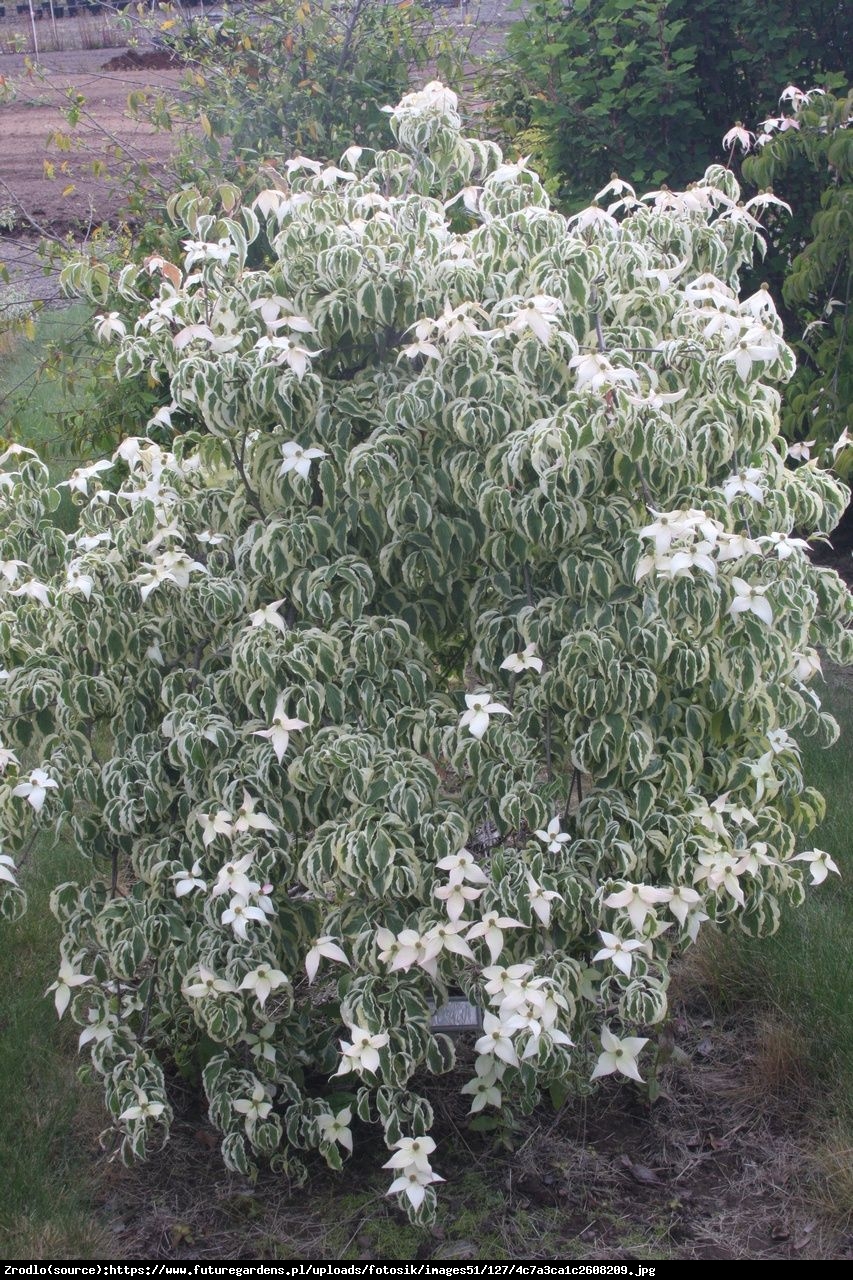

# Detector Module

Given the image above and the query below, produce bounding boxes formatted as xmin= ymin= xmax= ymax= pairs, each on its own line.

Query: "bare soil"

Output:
xmin=0 ymin=46 xmax=185 ymax=237
xmin=91 ymin=981 xmax=851 ymax=1263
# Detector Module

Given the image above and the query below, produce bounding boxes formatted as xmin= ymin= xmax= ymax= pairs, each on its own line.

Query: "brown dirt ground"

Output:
xmin=87 ymin=958 xmax=851 ymax=1263
xmin=0 ymin=46 xmax=185 ymax=237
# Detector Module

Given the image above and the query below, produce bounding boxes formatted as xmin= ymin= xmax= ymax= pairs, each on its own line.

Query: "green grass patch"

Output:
xmin=0 ymin=304 xmax=95 ymax=474
xmin=0 ymin=843 xmax=111 ymax=1260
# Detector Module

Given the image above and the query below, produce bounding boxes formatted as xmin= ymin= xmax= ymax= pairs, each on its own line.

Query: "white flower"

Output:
xmin=569 ymin=352 xmax=638 ymax=393
xmin=305 ymin=936 xmax=350 ymax=983
xmin=831 ymin=428 xmax=852 ymax=459
xmin=792 ymin=849 xmax=840 ymax=886
xmin=9 ymin=579 xmax=51 ymax=607
xmin=253 ymin=697 xmax=309 ymax=763
xmin=526 ymin=874 xmax=563 ymax=926
xmin=182 ymin=965 xmax=237 ymax=1000
xmin=333 ymin=1024 xmax=389 ymax=1076
xmin=729 ymin=577 xmax=773 ymax=627
xmin=278 ymin=441 xmax=328 ymax=479
xmin=499 ymin=642 xmax=543 ymax=675
xmin=376 ymin=927 xmax=423 ymax=972
xmin=791 ymin=649 xmax=822 ymax=683
xmin=94 ymin=312 xmax=127 ymax=342
xmin=466 ymin=910 xmax=524 ymax=963
xmin=718 ymin=326 xmax=781 ymax=379
xmin=460 ymin=1072 xmax=502 ymax=1113
xmin=766 ymin=728 xmax=799 ymax=756
xmin=12 ymin=767 xmax=59 ymax=812
xmin=58 ymin=459 xmax=113 ymax=496
xmin=787 ymin=439 xmax=815 ymax=462
xmin=0 ymin=745 xmax=19 ymax=773
xmin=240 ymin=965 xmax=289 ymax=1009
xmin=592 ymin=930 xmax=645 ymax=977
xmin=499 ymin=294 xmax=563 ymax=345
xmin=759 ymin=531 xmax=809 ymax=560
xmin=221 ymin=895 xmax=268 ymax=940
xmin=383 ymin=1134 xmax=437 ymax=1173
xmin=722 ymin=124 xmax=754 ymax=153
xmin=247 ymin=598 xmax=288 ymax=632
xmin=667 ymin=885 xmax=702 ymax=927
xmin=603 ymin=884 xmax=672 ymax=932
xmin=475 ymin=1012 xmax=520 ymax=1067
xmin=65 ymin=563 xmax=94 ymax=601
xmin=722 ymin=467 xmax=765 ymax=504
xmin=317 ymin=1107 xmax=353 ymax=1153
xmin=534 ymin=816 xmax=571 ymax=854
xmin=233 ymin=1083 xmax=272 ymax=1133
xmin=436 ymin=847 xmax=489 ymax=886
xmin=173 ymin=860 xmax=206 ymax=897
xmin=434 ymin=880 xmax=483 ymax=922
xmin=256 ymin=335 xmax=321 ymax=379
xmin=385 ymin=1166 xmax=444 ymax=1210
xmin=591 ymin=1026 xmax=649 ymax=1083
xmin=459 ymin=691 xmax=511 ymax=739
xmin=46 ymin=958 xmax=93 ymax=1018
xmin=693 ymin=851 xmax=746 ymax=906
xmin=232 ymin=790 xmax=277 ymax=834
xmin=419 ymin=920 xmax=475 ymax=970
xmin=211 ymin=853 xmax=257 ymax=900
xmin=197 ymin=808 xmax=233 ymax=847
xmin=119 ymin=1090 xmax=166 ymax=1124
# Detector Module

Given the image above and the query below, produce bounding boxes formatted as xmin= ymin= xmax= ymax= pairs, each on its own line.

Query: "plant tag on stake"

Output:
xmin=430 ymin=996 xmax=482 ymax=1034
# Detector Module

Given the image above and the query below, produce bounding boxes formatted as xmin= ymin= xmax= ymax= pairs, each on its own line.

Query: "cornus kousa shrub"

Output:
xmin=1 ymin=83 xmax=852 ymax=1218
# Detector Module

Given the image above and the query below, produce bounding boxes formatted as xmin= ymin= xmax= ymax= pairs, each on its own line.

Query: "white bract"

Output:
xmin=0 ymin=84 xmax=849 ymax=1220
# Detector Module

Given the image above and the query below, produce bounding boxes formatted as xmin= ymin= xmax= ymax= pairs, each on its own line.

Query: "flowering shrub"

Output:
xmin=1 ymin=84 xmax=851 ymax=1219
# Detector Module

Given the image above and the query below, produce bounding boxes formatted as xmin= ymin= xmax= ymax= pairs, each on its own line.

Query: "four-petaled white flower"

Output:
xmin=759 ymin=531 xmax=809 ymax=560
xmin=182 ymin=965 xmax=237 ymax=999
xmin=466 ymin=910 xmax=524 ymax=963
xmin=729 ymin=577 xmax=773 ymax=627
xmin=253 ymin=697 xmax=309 ymax=764
xmin=787 ymin=440 xmax=814 ymax=461
xmin=434 ymin=880 xmax=483 ymax=922
xmin=317 ymin=1107 xmax=353 ymax=1153
xmin=233 ymin=790 xmax=277 ymax=835
xmin=385 ymin=1165 xmax=444 ymax=1210
xmin=278 ymin=441 xmax=328 ymax=479
xmin=119 ymin=1090 xmax=166 ymax=1124
xmin=240 ymin=964 xmax=289 ymax=1008
xmin=248 ymin=598 xmax=288 ymax=632
xmin=604 ymin=884 xmax=673 ymax=932
xmin=233 ymin=1083 xmax=273 ymax=1133
xmin=722 ymin=467 xmax=765 ymax=504
xmin=591 ymin=1026 xmax=649 ymax=1083
xmin=383 ymin=1134 xmax=437 ymax=1173
xmin=173 ymin=860 xmax=206 ymax=897
xmin=333 ymin=1024 xmax=389 ymax=1076
xmin=792 ymin=849 xmax=840 ymax=886
xmin=211 ymin=852 xmax=257 ymax=899
xmin=94 ymin=311 xmax=127 ymax=343
xmin=534 ymin=816 xmax=571 ymax=854
xmin=722 ymin=124 xmax=754 ymax=154
xmin=436 ymin=847 xmax=489 ymax=886
xmin=221 ymin=894 xmax=268 ymax=940
xmin=459 ymin=691 xmax=510 ymax=739
xmin=197 ymin=808 xmax=233 ymax=847
xmin=592 ymin=930 xmax=645 ymax=977
xmin=500 ymin=294 xmax=563 ymax=345
xmin=526 ymin=874 xmax=563 ymax=926
xmin=500 ymin=643 xmax=543 ymax=675
xmin=305 ymin=936 xmax=350 ymax=983
xmin=12 ymin=767 xmax=59 ymax=812
xmin=10 ymin=579 xmax=51 ymax=607
xmin=46 ymin=958 xmax=93 ymax=1018
xmin=58 ymin=459 xmax=113 ymax=496
xmin=475 ymin=1012 xmax=520 ymax=1067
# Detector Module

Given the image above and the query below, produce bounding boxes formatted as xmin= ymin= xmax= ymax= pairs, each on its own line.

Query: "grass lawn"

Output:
xmin=0 ymin=842 xmax=112 ymax=1259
